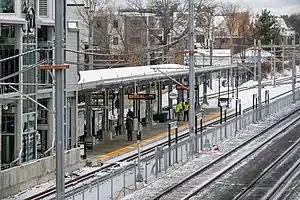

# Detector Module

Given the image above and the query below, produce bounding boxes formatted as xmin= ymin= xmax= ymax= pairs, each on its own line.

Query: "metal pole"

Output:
xmin=147 ymin=15 xmax=150 ymax=66
xmin=235 ymin=99 xmax=238 ymax=136
xmin=292 ymin=39 xmax=296 ymax=103
xmin=253 ymin=39 xmax=257 ymax=81
xmin=209 ymin=38 xmax=213 ymax=89
xmin=188 ymin=0 xmax=196 ymax=153
xmin=224 ymin=108 xmax=227 ymax=138
xmin=230 ymin=37 xmax=234 ymax=97
xmin=227 ymin=69 xmax=230 ymax=106
xmin=270 ymin=39 xmax=274 ymax=85
xmin=273 ymin=43 xmax=276 ymax=87
xmin=218 ymin=73 xmax=221 ymax=100
xmin=55 ymin=0 xmax=65 ymax=198
xmin=136 ymin=129 xmax=143 ymax=182
xmin=88 ymin=5 xmax=93 ymax=70
xmin=257 ymin=40 xmax=262 ymax=120
xmin=236 ymin=68 xmax=239 ymax=99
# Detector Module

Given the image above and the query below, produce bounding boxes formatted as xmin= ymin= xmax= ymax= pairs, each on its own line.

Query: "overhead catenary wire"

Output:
xmin=65 ymin=35 xmax=188 ymax=57
xmin=0 ymin=59 xmax=48 ymax=82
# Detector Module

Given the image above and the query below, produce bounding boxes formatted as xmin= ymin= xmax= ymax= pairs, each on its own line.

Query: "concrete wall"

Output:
xmin=0 ymin=148 xmax=83 ymax=199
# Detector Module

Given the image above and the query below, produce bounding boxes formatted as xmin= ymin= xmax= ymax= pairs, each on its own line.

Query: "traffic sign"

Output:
xmin=128 ymin=93 xmax=156 ymax=100
xmin=176 ymin=85 xmax=199 ymax=90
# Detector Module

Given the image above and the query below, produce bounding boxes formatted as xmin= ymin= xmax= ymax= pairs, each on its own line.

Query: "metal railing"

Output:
xmin=53 ymin=88 xmax=300 ymax=200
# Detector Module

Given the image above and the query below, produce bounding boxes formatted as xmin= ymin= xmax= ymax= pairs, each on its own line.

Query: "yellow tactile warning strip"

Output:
xmin=96 ymin=110 xmax=232 ymax=161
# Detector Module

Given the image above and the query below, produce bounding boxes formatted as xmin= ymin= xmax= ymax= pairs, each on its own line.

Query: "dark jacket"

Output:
xmin=125 ymin=118 xmax=133 ymax=130
xmin=127 ymin=110 xmax=134 ymax=119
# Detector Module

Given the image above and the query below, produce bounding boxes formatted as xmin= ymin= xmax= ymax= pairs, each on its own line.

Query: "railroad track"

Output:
xmin=233 ymin=134 xmax=300 ymax=200
xmin=153 ymin=106 xmax=300 ymax=200
xmin=25 ymin=85 xmax=299 ymax=200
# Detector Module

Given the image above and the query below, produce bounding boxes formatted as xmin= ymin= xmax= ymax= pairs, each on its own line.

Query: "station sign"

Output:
xmin=218 ymin=97 xmax=229 ymax=107
xmin=128 ymin=93 xmax=156 ymax=100
xmin=86 ymin=105 xmax=107 ymax=111
xmin=176 ymin=85 xmax=199 ymax=90
xmin=196 ymin=112 xmax=203 ymax=119
xmin=169 ymin=121 xmax=178 ymax=130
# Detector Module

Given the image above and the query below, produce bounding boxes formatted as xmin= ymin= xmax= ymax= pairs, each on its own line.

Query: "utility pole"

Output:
xmin=257 ymin=40 xmax=262 ymax=120
xmin=282 ymin=39 xmax=285 ymax=72
xmin=209 ymin=26 xmax=213 ymax=89
xmin=253 ymin=39 xmax=257 ymax=81
xmin=292 ymin=39 xmax=296 ymax=103
xmin=230 ymin=36 xmax=234 ymax=97
xmin=147 ymin=15 xmax=150 ymax=66
xmin=188 ymin=0 xmax=196 ymax=153
xmin=271 ymin=39 xmax=276 ymax=87
xmin=88 ymin=4 xmax=94 ymax=70
xmin=55 ymin=0 xmax=65 ymax=198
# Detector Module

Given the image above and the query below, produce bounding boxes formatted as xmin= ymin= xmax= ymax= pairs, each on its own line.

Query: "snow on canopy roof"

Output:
xmin=78 ymin=64 xmax=189 ymax=84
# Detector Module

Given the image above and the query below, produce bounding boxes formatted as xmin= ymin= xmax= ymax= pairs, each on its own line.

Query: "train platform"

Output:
xmin=87 ymin=107 xmax=221 ymax=163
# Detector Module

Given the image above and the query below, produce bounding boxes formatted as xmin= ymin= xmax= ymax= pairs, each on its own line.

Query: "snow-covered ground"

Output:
xmin=4 ymin=72 xmax=299 ymax=200
xmin=122 ymin=100 xmax=300 ymax=200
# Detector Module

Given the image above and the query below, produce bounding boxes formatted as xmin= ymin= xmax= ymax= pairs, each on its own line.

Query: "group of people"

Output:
xmin=175 ymin=101 xmax=190 ymax=121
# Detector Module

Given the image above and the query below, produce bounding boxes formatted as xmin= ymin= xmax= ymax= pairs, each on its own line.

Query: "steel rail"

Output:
xmin=234 ymin=136 xmax=300 ymax=199
xmin=261 ymin=156 xmax=300 ymax=200
xmin=24 ymin=88 xmax=298 ymax=200
xmin=154 ymin=106 xmax=300 ymax=200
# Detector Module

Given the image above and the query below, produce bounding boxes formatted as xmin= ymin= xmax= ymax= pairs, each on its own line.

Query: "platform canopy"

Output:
xmin=78 ymin=63 xmax=238 ymax=91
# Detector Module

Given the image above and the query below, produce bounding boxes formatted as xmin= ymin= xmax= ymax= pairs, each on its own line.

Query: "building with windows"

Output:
xmin=0 ymin=0 xmax=87 ymax=172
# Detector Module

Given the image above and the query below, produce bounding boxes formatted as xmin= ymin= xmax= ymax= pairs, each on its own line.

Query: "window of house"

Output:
xmin=0 ymin=0 xmax=14 ymax=13
xmin=67 ymin=21 xmax=78 ymax=29
xmin=113 ymin=37 xmax=118 ymax=45
xmin=196 ymin=35 xmax=204 ymax=43
xmin=39 ymin=0 xmax=47 ymax=16
xmin=113 ymin=20 xmax=118 ymax=28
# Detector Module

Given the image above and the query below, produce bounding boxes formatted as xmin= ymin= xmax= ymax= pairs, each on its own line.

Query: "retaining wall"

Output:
xmin=0 ymin=148 xmax=83 ymax=199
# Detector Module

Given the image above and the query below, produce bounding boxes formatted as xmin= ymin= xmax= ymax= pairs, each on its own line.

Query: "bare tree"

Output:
xmin=194 ymin=0 xmax=216 ymax=48
xmin=126 ymin=0 xmax=188 ymax=61
xmin=218 ymin=2 xmax=240 ymax=48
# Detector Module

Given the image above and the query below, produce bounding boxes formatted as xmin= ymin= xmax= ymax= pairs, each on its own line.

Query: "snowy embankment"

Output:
xmin=122 ymin=100 xmax=300 ymax=200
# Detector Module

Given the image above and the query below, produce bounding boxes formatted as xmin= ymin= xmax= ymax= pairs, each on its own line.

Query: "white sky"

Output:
xmin=112 ymin=0 xmax=300 ymax=16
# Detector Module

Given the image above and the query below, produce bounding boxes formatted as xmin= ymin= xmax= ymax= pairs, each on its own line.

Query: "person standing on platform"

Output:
xmin=176 ymin=101 xmax=183 ymax=121
xmin=125 ymin=117 xmax=133 ymax=142
xmin=183 ymin=102 xmax=189 ymax=121
xmin=127 ymin=108 xmax=134 ymax=119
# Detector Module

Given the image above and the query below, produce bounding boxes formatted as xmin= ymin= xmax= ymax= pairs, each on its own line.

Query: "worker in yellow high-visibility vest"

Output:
xmin=183 ymin=102 xmax=189 ymax=121
xmin=176 ymin=101 xmax=183 ymax=121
